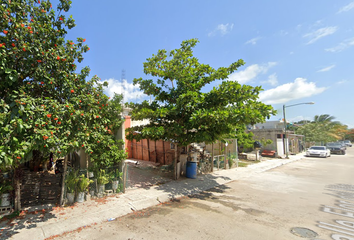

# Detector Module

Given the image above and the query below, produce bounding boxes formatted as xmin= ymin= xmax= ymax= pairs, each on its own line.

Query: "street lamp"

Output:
xmin=283 ymin=102 xmax=314 ymax=158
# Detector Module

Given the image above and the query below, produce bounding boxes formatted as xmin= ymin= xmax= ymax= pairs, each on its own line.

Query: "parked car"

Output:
xmin=344 ymin=140 xmax=352 ymax=147
xmin=326 ymin=142 xmax=346 ymax=155
xmin=337 ymin=141 xmax=347 ymax=150
xmin=306 ymin=146 xmax=331 ymax=158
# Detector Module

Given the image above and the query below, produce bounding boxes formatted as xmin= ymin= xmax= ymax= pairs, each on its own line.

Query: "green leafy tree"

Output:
xmin=126 ymin=39 xmax=275 ymax=178
xmin=0 ymin=0 xmax=125 ymax=210
xmin=297 ymin=114 xmax=345 ymax=144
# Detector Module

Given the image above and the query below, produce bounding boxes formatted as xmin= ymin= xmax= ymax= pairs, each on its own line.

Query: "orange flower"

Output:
xmin=23 ymin=48 xmax=26 ymax=51
xmin=97 ymin=141 xmax=100 ymax=143
xmin=65 ymin=105 xmax=69 ymax=108
xmin=11 ymin=43 xmax=15 ymax=47
xmin=57 ymin=56 xmax=60 ymax=60
xmin=41 ymin=81 xmax=44 ymax=84
xmin=0 ymin=44 xmax=3 ymax=48
xmin=54 ymin=118 xmax=58 ymax=120
xmin=47 ymin=114 xmax=52 ymax=118
xmin=83 ymin=39 xmax=86 ymax=42
xmin=82 ymin=144 xmax=84 ymax=147
xmin=58 ymin=122 xmax=61 ymax=124
xmin=71 ymin=89 xmax=74 ymax=93
xmin=70 ymin=113 xmax=73 ymax=115
xmin=59 ymin=17 xmax=63 ymax=21
xmin=81 ymin=113 xmax=84 ymax=116
xmin=37 ymin=60 xmax=41 ymax=62
xmin=96 ymin=116 xmax=99 ymax=118
xmin=3 ymin=30 xmax=8 ymax=34
xmin=17 ymin=156 xmax=21 ymax=159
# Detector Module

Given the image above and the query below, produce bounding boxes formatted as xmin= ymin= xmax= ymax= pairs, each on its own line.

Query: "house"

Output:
xmin=250 ymin=120 xmax=304 ymax=156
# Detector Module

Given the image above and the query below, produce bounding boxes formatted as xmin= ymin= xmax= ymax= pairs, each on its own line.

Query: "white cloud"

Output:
xmin=228 ymin=62 xmax=277 ymax=84
xmin=338 ymin=1 xmax=354 ymax=13
xmin=259 ymin=78 xmax=326 ymax=104
xmin=208 ymin=23 xmax=234 ymax=37
xmin=245 ymin=37 xmax=261 ymax=45
xmin=261 ymin=73 xmax=278 ymax=86
xmin=288 ymin=116 xmax=312 ymax=123
xmin=337 ymin=80 xmax=349 ymax=84
xmin=303 ymin=26 xmax=337 ymax=44
xmin=325 ymin=37 xmax=354 ymax=52
xmin=100 ymin=78 xmax=146 ymax=102
xmin=317 ymin=64 xmax=335 ymax=72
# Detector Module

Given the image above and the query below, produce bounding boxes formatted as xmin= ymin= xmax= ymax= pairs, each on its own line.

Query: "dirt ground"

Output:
xmin=51 ymin=149 xmax=354 ymax=240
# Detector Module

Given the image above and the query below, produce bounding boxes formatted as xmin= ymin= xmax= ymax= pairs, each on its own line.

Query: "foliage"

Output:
xmin=234 ymin=126 xmax=255 ymax=150
xmin=90 ymin=142 xmax=126 ymax=169
xmin=96 ymin=169 xmax=109 ymax=185
xmin=345 ymin=129 xmax=354 ymax=142
xmin=0 ymin=180 xmax=13 ymax=194
xmin=0 ymin=0 xmax=126 ymax=170
xmin=65 ymin=170 xmax=78 ymax=193
xmin=126 ymin=39 xmax=275 ymax=158
xmin=76 ymin=174 xmax=92 ymax=192
xmin=108 ymin=168 xmax=122 ymax=182
xmin=255 ymin=137 xmax=273 ymax=148
xmin=228 ymin=157 xmax=234 ymax=168
xmin=296 ymin=114 xmax=347 ymax=143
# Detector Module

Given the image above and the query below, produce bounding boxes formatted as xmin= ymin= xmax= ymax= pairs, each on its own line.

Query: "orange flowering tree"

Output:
xmin=0 ymin=0 xmax=126 ymax=209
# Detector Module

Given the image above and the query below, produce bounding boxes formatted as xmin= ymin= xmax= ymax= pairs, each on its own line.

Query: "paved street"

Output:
xmin=51 ymin=147 xmax=354 ymax=240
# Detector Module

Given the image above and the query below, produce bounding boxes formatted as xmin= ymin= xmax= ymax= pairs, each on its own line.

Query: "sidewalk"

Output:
xmin=2 ymin=154 xmax=305 ymax=240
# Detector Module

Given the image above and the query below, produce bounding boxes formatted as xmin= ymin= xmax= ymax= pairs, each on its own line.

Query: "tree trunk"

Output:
xmin=122 ymin=161 xmax=127 ymax=193
xmin=174 ymin=143 xmax=179 ymax=180
xmin=59 ymin=155 xmax=68 ymax=206
xmin=13 ymin=167 xmax=21 ymax=211
xmin=86 ymin=153 xmax=89 ymax=178
xmin=211 ymin=143 xmax=214 ymax=172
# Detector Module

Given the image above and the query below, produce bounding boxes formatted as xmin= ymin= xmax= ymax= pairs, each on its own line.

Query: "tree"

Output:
xmin=126 ymin=39 xmax=275 ymax=179
xmin=0 ymin=0 xmax=125 ymax=210
xmin=296 ymin=114 xmax=346 ymax=144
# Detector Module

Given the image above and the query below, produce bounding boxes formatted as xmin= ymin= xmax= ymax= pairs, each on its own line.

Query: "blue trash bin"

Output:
xmin=186 ymin=161 xmax=197 ymax=179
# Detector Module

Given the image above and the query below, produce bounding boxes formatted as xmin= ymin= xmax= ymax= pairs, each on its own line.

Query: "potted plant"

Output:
xmin=0 ymin=181 xmax=13 ymax=207
xmin=109 ymin=169 xmax=123 ymax=193
xmin=88 ymin=167 xmax=94 ymax=178
xmin=76 ymin=174 xmax=93 ymax=203
xmin=65 ymin=170 xmax=78 ymax=204
xmin=96 ymin=169 xmax=109 ymax=194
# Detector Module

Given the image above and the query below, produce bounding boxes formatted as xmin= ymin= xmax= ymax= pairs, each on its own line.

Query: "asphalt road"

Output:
xmin=55 ymin=147 xmax=354 ymax=240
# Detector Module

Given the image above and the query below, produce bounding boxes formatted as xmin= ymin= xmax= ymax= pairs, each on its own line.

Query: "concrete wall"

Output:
xmin=250 ymin=129 xmax=283 ymax=151
xmin=252 ymin=121 xmax=284 ymax=130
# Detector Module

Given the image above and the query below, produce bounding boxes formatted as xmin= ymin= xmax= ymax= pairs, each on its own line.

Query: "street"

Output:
xmin=54 ymin=147 xmax=354 ymax=240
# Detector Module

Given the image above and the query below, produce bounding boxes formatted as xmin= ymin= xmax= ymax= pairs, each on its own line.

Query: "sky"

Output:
xmin=60 ymin=0 xmax=354 ymax=128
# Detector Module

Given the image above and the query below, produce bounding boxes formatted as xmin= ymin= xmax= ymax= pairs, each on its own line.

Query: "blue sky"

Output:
xmin=61 ymin=0 xmax=354 ymax=128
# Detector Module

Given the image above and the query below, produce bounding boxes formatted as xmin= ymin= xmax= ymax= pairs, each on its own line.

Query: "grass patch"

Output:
xmin=0 ymin=211 xmax=19 ymax=221
xmin=237 ymin=161 xmax=248 ymax=167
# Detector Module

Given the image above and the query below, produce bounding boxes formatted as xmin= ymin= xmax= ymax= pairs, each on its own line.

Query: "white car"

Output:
xmin=306 ymin=146 xmax=331 ymax=158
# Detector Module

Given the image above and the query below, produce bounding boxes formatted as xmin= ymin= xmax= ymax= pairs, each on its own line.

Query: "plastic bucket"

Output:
xmin=186 ymin=161 xmax=197 ymax=179
xmin=1 ymin=193 xmax=11 ymax=207
xmin=76 ymin=192 xmax=85 ymax=203
xmin=66 ymin=192 xmax=75 ymax=204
